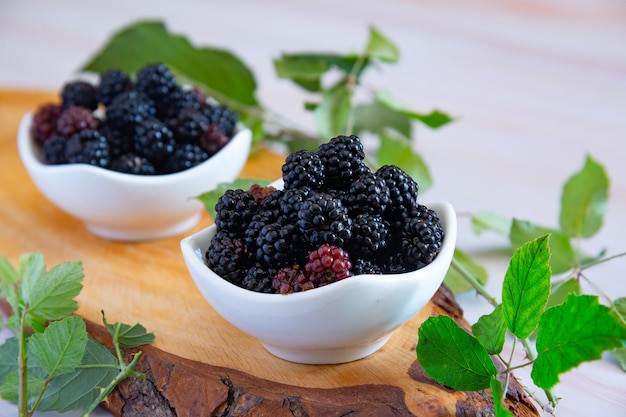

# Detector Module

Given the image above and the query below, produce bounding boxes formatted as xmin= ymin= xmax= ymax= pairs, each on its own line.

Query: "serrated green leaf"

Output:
xmin=547 ymin=278 xmax=581 ymax=309
xmin=377 ymin=131 xmax=432 ymax=192
xmin=27 ymin=261 xmax=83 ymax=321
xmin=417 ymin=315 xmax=497 ymax=391
xmin=532 ymin=294 xmax=626 ymax=389
xmin=490 ymin=376 xmax=515 ymax=417
xmin=376 ymin=90 xmax=453 ymax=129
xmin=37 ymin=338 xmax=118 ymax=412
xmin=274 ymin=53 xmax=368 ymax=84
xmin=471 ymin=211 xmax=512 ymax=236
xmin=366 ymin=26 xmax=399 ymax=63
xmin=103 ymin=312 xmax=155 ymax=348
xmin=81 ymin=20 xmax=258 ymax=106
xmin=0 ymin=336 xmax=19 ymax=384
xmin=611 ymin=346 xmax=626 ymax=372
xmin=313 ymin=81 xmax=350 ymax=138
xmin=353 ymin=101 xmax=412 ymax=139
xmin=502 ymin=235 xmax=552 ymax=339
xmin=559 ymin=155 xmax=608 ymax=239
xmin=443 ymin=249 xmax=488 ymax=294
xmin=472 ymin=305 xmax=506 ymax=355
xmin=0 ymin=368 xmax=45 ymax=405
xmin=28 ymin=316 xmax=87 ymax=377
xmin=196 ymin=178 xmax=271 ymax=220
xmin=510 ymin=219 xmax=575 ymax=274
xmin=19 ymin=252 xmax=46 ymax=308
xmin=0 ymin=256 xmax=19 ymax=323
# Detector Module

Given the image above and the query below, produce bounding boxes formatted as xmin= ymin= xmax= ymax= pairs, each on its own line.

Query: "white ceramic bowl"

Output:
xmin=18 ymin=112 xmax=252 ymax=241
xmin=180 ymin=199 xmax=456 ymax=364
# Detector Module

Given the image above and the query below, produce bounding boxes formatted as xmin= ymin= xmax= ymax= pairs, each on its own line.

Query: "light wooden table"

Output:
xmin=1 ymin=1 xmax=625 ymax=416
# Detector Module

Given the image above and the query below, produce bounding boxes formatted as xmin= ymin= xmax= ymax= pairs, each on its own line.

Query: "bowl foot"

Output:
xmin=261 ymin=334 xmax=392 ymax=365
xmin=86 ymin=213 xmax=202 ymax=242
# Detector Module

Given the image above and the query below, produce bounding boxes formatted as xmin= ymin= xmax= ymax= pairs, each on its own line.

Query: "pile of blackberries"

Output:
xmin=30 ymin=63 xmax=238 ymax=175
xmin=205 ymin=134 xmax=445 ymax=294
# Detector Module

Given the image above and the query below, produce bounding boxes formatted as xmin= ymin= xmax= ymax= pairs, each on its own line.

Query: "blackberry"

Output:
xmin=277 ymin=187 xmax=310 ymax=225
xmin=247 ymin=184 xmax=279 ymax=205
xmin=214 ymin=189 xmax=259 ymax=236
xmin=376 ymin=165 xmax=419 ymax=216
xmin=202 ymin=104 xmax=238 ymax=138
xmin=281 ymin=149 xmax=324 ymax=190
xmin=105 ymin=90 xmax=156 ymax=134
xmin=161 ymin=88 xmax=205 ymax=121
xmin=111 ymin=153 xmax=157 ymax=175
xmin=97 ymin=69 xmax=133 ymax=106
xmin=344 ymin=171 xmax=391 ymax=216
xmin=241 ymin=265 xmax=275 ymax=293
xmin=199 ymin=124 xmax=231 ymax=156
xmin=169 ymin=107 xmax=210 ymax=143
xmin=41 ymin=135 xmax=67 ymax=165
xmin=316 ymin=134 xmax=370 ymax=190
xmin=244 ymin=211 xmax=274 ymax=249
xmin=304 ymin=244 xmax=352 ymax=287
xmin=255 ymin=223 xmax=302 ymax=269
xmin=31 ymin=103 xmax=62 ymax=145
xmin=64 ymin=129 xmax=110 ymax=168
xmin=133 ymin=119 xmax=176 ymax=164
xmin=161 ymin=143 xmax=209 ymax=173
xmin=60 ymin=80 xmax=98 ymax=110
xmin=272 ymin=265 xmax=311 ymax=294
xmin=400 ymin=205 xmax=444 ymax=268
xmin=205 ymin=230 xmax=250 ymax=285
xmin=297 ymin=191 xmax=352 ymax=248
xmin=135 ymin=63 xmax=178 ymax=115
xmin=352 ymin=258 xmax=383 ymax=275
xmin=349 ymin=214 xmax=390 ymax=258
xmin=99 ymin=120 xmax=133 ymax=158
xmin=56 ymin=105 xmax=98 ymax=137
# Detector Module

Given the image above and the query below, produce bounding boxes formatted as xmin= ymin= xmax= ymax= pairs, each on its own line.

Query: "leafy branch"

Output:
xmin=0 ymin=254 xmax=155 ymax=416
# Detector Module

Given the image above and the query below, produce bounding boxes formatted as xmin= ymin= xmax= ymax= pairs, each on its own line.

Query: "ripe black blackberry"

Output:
xmin=214 ymin=189 xmax=259 ymax=236
xmin=316 ymin=135 xmax=370 ymax=190
xmin=135 ymin=63 xmax=179 ymax=116
xmin=105 ymin=90 xmax=157 ymax=134
xmin=376 ymin=165 xmax=419 ymax=216
xmin=60 ymin=80 xmax=98 ymax=110
xmin=348 ymin=213 xmax=391 ymax=259
xmin=64 ymin=129 xmax=111 ymax=168
xmin=97 ymin=69 xmax=133 ymax=106
xmin=30 ymin=103 xmax=62 ymax=145
xmin=56 ymin=105 xmax=99 ymax=137
xmin=297 ymin=191 xmax=352 ymax=248
xmin=202 ymin=104 xmax=238 ymax=138
xmin=41 ymin=135 xmax=67 ymax=165
xmin=98 ymin=120 xmax=133 ymax=158
xmin=344 ymin=171 xmax=391 ymax=216
xmin=400 ymin=205 xmax=444 ymax=268
xmin=241 ymin=265 xmax=275 ymax=293
xmin=281 ymin=149 xmax=324 ymax=190
xmin=161 ymin=143 xmax=209 ymax=173
xmin=352 ymin=258 xmax=383 ymax=275
xmin=133 ymin=119 xmax=176 ymax=164
xmin=304 ymin=244 xmax=352 ymax=287
xmin=277 ymin=187 xmax=310 ymax=225
xmin=161 ymin=88 xmax=206 ymax=122
xmin=169 ymin=107 xmax=210 ymax=143
xmin=205 ymin=230 xmax=250 ymax=285
xmin=255 ymin=222 xmax=301 ymax=269
xmin=111 ymin=153 xmax=157 ymax=175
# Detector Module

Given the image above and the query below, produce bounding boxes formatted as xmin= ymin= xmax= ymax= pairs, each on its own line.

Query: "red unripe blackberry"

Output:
xmin=272 ymin=265 xmax=311 ymax=294
xmin=30 ymin=103 xmax=62 ymax=145
xmin=56 ymin=105 xmax=99 ymax=137
xmin=305 ymin=244 xmax=352 ymax=287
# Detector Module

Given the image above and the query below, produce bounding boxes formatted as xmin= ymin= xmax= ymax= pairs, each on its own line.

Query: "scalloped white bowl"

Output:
xmin=18 ymin=112 xmax=252 ymax=241
xmin=180 ymin=199 xmax=456 ymax=364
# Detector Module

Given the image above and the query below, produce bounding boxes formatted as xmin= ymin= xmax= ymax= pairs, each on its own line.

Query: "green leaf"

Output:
xmin=27 ymin=261 xmax=84 ymax=321
xmin=313 ymin=81 xmax=351 ymax=138
xmin=443 ymin=249 xmax=488 ymax=294
xmin=352 ymin=101 xmax=412 ymax=139
xmin=611 ymin=346 xmax=626 ymax=372
xmin=471 ymin=211 xmax=512 ymax=236
xmin=274 ymin=53 xmax=368 ymax=85
xmin=103 ymin=311 xmax=156 ymax=348
xmin=502 ymin=235 xmax=551 ymax=339
xmin=0 ymin=336 xmax=19 ymax=384
xmin=547 ymin=278 xmax=581 ymax=309
xmin=417 ymin=315 xmax=497 ymax=391
xmin=81 ymin=20 xmax=258 ymax=106
xmin=19 ymin=252 xmax=46 ymax=308
xmin=490 ymin=376 xmax=515 ymax=417
xmin=28 ymin=316 xmax=88 ymax=377
xmin=376 ymin=90 xmax=453 ymax=129
xmin=0 ymin=369 xmax=45 ymax=405
xmin=377 ymin=131 xmax=432 ymax=192
xmin=614 ymin=297 xmax=626 ymax=321
xmin=532 ymin=294 xmax=626 ymax=389
xmin=366 ymin=26 xmax=399 ymax=63
xmin=510 ymin=219 xmax=575 ymax=274
xmin=472 ymin=305 xmax=506 ymax=355
xmin=0 ymin=256 xmax=19 ymax=323
xmin=196 ymin=178 xmax=271 ymax=220
xmin=37 ymin=338 xmax=118 ymax=412
xmin=559 ymin=155 xmax=609 ymax=239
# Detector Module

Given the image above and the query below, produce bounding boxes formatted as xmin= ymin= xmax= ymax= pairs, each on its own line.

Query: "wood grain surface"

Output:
xmin=0 ymin=90 xmax=539 ymax=416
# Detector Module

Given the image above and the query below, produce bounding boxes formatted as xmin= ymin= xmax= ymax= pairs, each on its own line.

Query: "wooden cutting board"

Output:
xmin=0 ymin=90 xmax=538 ymax=417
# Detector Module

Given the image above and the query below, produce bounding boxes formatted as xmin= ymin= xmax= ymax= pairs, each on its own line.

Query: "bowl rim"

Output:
xmin=181 ymin=200 xmax=457 ymax=303
xmin=18 ymin=111 xmax=252 ymax=185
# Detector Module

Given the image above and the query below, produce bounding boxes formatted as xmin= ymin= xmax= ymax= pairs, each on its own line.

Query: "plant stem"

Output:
xmin=18 ymin=310 xmax=28 ymax=417
xmin=450 ymin=257 xmax=498 ymax=306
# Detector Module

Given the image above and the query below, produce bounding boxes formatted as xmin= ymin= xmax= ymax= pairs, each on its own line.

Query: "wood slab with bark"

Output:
xmin=0 ymin=90 xmax=538 ymax=417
